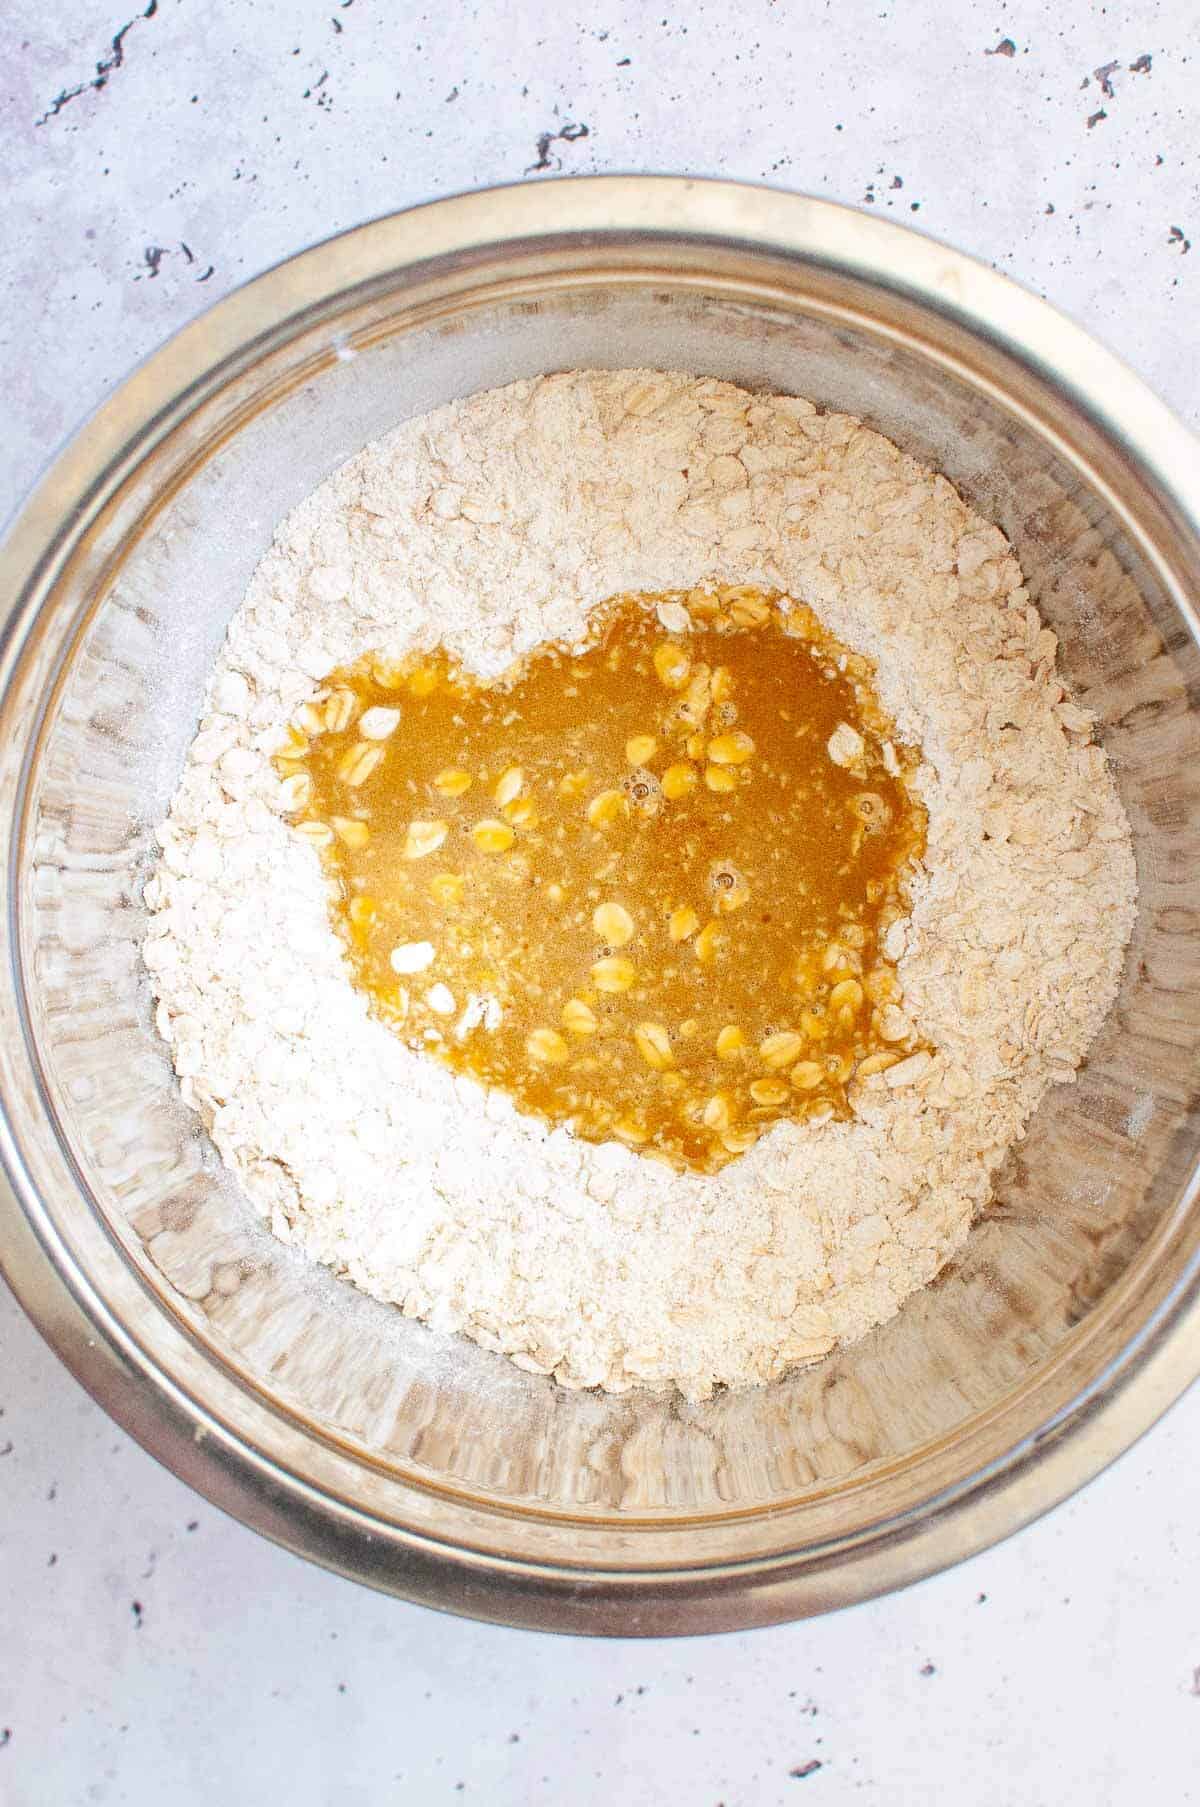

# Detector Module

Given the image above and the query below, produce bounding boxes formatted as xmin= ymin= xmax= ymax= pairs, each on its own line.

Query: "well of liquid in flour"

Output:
xmin=275 ymin=586 xmax=928 ymax=1172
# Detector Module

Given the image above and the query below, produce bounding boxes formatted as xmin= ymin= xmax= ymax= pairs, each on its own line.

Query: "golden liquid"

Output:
xmin=276 ymin=587 xmax=927 ymax=1173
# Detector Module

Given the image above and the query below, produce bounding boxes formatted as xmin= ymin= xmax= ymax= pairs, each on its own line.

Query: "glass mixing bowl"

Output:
xmin=3 ymin=178 xmax=1200 ymax=1636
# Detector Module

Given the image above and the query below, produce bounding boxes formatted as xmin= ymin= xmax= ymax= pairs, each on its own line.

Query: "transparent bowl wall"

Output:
xmin=4 ymin=185 xmax=1200 ymax=1634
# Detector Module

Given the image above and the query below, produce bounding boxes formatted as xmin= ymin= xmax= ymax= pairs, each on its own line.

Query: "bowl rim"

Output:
xmin=3 ymin=174 xmax=1200 ymax=1636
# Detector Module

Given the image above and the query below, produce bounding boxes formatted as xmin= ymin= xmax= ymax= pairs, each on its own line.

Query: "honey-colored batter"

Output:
xmin=275 ymin=586 xmax=927 ymax=1172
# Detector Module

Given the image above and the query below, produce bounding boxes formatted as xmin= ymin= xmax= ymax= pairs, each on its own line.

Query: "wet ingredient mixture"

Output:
xmin=278 ymin=587 xmax=927 ymax=1172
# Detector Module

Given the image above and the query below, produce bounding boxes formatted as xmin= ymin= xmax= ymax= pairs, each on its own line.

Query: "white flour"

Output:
xmin=144 ymin=370 xmax=1137 ymax=1398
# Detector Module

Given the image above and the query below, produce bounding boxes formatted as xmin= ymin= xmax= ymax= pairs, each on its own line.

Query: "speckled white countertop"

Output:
xmin=2 ymin=3 xmax=1199 ymax=1802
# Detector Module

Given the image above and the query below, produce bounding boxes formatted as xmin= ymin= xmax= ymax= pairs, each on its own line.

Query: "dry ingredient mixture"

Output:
xmin=145 ymin=369 xmax=1137 ymax=1397
xmin=279 ymin=588 xmax=927 ymax=1173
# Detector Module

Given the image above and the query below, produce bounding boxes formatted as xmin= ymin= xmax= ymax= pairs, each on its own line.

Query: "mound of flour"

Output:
xmin=144 ymin=370 xmax=1136 ymax=1398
